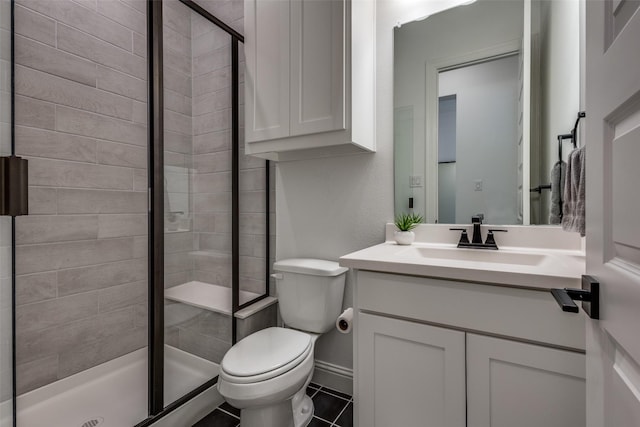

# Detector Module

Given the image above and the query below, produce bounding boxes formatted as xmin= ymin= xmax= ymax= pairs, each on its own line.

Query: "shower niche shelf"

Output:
xmin=165 ymin=281 xmax=260 ymax=315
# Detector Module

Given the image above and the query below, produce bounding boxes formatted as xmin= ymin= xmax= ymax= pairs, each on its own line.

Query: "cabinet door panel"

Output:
xmin=358 ymin=313 xmax=466 ymax=427
xmin=244 ymin=0 xmax=290 ymax=142
xmin=290 ymin=0 xmax=345 ymax=136
xmin=466 ymin=334 xmax=585 ymax=427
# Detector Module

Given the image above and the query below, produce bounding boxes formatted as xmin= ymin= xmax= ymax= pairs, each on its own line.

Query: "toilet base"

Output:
xmin=292 ymin=390 xmax=314 ymax=427
xmin=241 ymin=399 xmax=294 ymax=427
xmin=238 ymin=386 xmax=314 ymax=427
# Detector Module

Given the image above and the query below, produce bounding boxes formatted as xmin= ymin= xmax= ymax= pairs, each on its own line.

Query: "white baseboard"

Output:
xmin=312 ymin=360 xmax=353 ymax=396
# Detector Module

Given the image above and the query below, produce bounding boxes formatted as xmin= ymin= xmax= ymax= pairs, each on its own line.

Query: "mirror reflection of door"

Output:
xmin=437 ymin=95 xmax=456 ymax=224
xmin=437 ymin=55 xmax=520 ymax=224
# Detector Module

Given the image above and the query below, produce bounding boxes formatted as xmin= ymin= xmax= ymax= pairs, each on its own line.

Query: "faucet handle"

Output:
xmin=485 ymin=229 xmax=508 ymax=246
xmin=449 ymin=228 xmax=470 ymax=245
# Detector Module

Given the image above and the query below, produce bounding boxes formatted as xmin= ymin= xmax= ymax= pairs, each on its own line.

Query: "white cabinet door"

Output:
xmin=466 ymin=334 xmax=586 ymax=427
xmin=358 ymin=313 xmax=466 ymax=427
xmin=244 ymin=0 xmax=290 ymax=142
xmin=290 ymin=0 xmax=345 ymax=136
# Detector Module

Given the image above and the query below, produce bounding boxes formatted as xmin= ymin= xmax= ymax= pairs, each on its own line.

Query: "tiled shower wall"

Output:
xmin=13 ymin=0 xmax=148 ymax=394
xmin=12 ymin=0 xmax=273 ymax=392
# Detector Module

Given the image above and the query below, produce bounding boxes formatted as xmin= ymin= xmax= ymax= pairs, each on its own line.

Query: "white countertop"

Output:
xmin=339 ymin=224 xmax=586 ymax=290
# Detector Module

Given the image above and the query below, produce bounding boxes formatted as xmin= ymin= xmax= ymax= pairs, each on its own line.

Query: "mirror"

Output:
xmin=394 ymin=0 xmax=581 ymax=225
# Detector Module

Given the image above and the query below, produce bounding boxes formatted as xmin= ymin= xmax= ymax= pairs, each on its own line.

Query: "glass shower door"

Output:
xmin=0 ymin=0 xmax=12 ymax=425
xmin=161 ymin=0 xmax=229 ymax=406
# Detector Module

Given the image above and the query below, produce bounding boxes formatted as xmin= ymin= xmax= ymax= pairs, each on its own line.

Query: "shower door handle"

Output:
xmin=0 ymin=156 xmax=29 ymax=216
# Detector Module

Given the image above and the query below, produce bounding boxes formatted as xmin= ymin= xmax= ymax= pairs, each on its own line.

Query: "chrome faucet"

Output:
xmin=450 ymin=216 xmax=507 ymax=250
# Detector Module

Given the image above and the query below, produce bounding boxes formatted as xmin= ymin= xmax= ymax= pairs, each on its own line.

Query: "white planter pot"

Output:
xmin=394 ymin=231 xmax=415 ymax=245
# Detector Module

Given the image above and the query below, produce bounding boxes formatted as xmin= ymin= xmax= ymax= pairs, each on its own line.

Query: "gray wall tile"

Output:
xmin=56 ymin=105 xmax=146 ymax=146
xmin=236 ymin=303 xmax=277 ymax=342
xmin=57 ymin=23 xmax=145 ymax=79
xmin=16 ymin=237 xmax=136 ymax=275
xmin=178 ymin=328 xmax=230 ymax=364
xmin=14 ymin=95 xmax=55 ymax=130
xmin=14 ymin=34 xmax=96 ymax=87
xmin=98 ymin=280 xmax=147 ymax=312
xmin=96 ymin=0 xmax=146 ymax=34
xmin=193 ymin=130 xmax=231 ymax=154
xmin=97 ymin=141 xmax=147 ymax=169
xmin=28 ymin=157 xmax=133 ymax=190
xmin=15 ymin=271 xmax=57 ymax=305
xmin=16 ymin=65 xmax=133 ymax=121
xmin=16 ymin=355 xmax=58 ymax=395
xmin=97 ymin=214 xmax=147 ymax=238
xmin=27 ymin=187 xmax=58 ymax=214
xmin=57 ymin=326 xmax=146 ymax=379
xmin=57 ymin=258 xmax=147 ymax=296
xmin=133 ymin=31 xmax=146 ymax=58
xmin=17 ymin=307 xmax=135 ymax=364
xmin=16 ymin=291 xmax=99 ymax=334
xmin=121 ymin=0 xmax=146 ymax=15
xmin=16 ymin=215 xmax=99 ymax=244
xmin=14 ymin=4 xmax=56 ymax=47
xmin=18 ymin=0 xmax=133 ymax=51
xmin=97 ymin=65 xmax=146 ymax=102
xmin=16 ymin=125 xmax=97 ymax=163
xmin=57 ymin=189 xmax=147 ymax=214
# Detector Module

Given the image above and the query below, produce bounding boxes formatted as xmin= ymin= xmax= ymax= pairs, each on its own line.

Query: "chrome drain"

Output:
xmin=81 ymin=418 xmax=104 ymax=427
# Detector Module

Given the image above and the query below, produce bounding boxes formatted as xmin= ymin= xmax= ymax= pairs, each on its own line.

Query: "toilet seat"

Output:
xmin=220 ymin=327 xmax=312 ymax=385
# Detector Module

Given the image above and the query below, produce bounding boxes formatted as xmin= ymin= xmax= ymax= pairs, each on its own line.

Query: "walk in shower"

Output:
xmin=1 ymin=0 xmax=271 ymax=426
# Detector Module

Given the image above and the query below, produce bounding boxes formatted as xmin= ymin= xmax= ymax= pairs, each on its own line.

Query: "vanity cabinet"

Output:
xmin=354 ymin=271 xmax=586 ymax=427
xmin=243 ymin=0 xmax=375 ymax=161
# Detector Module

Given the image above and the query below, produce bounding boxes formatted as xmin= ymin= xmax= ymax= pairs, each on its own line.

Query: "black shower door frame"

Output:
xmin=141 ymin=1 xmax=270 ymax=424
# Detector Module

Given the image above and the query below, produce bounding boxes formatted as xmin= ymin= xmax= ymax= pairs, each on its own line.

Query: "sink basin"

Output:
xmin=397 ymin=246 xmax=546 ymax=266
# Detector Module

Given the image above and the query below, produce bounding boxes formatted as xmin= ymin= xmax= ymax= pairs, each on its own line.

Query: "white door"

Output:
xmin=585 ymin=1 xmax=640 ymax=426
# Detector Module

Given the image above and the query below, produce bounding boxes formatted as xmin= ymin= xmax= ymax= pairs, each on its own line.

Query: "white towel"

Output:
xmin=549 ymin=160 xmax=566 ymax=224
xmin=562 ymin=146 xmax=585 ymax=236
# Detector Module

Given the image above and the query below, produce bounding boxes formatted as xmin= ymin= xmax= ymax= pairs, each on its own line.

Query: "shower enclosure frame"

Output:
xmin=142 ymin=0 xmax=271 ymax=424
xmin=3 ymin=0 xmax=268 ymax=425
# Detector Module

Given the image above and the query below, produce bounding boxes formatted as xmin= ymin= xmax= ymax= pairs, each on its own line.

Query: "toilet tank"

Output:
xmin=273 ymin=259 xmax=348 ymax=334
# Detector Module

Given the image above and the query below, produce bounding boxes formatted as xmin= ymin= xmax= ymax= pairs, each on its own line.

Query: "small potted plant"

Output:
xmin=394 ymin=213 xmax=423 ymax=245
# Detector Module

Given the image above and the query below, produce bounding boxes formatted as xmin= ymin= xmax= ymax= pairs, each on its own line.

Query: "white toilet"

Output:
xmin=217 ymin=258 xmax=348 ymax=427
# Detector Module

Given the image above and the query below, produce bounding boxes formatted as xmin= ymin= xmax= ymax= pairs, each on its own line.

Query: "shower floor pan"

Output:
xmin=17 ymin=345 xmax=219 ymax=427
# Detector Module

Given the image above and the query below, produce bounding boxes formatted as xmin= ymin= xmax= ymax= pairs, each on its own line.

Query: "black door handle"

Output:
xmin=550 ymin=275 xmax=599 ymax=319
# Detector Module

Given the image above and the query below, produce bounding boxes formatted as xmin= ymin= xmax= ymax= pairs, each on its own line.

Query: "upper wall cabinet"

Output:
xmin=244 ymin=0 xmax=376 ymax=161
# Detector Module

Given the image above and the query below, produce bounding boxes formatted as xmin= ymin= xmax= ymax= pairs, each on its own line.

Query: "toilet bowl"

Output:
xmin=217 ymin=258 xmax=348 ymax=427
xmin=218 ymin=328 xmax=318 ymax=427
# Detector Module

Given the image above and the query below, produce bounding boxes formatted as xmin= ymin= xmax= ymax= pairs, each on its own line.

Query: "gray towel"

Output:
xmin=549 ymin=160 xmax=566 ymax=224
xmin=562 ymin=146 xmax=586 ymax=236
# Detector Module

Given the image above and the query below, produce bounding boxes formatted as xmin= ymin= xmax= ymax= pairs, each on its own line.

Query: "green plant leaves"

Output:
xmin=394 ymin=212 xmax=424 ymax=231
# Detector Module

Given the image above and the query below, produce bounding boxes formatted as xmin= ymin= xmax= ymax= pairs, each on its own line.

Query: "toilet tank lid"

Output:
xmin=273 ymin=258 xmax=348 ymax=277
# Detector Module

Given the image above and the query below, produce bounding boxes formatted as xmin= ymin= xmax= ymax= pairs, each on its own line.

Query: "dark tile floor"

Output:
xmin=193 ymin=383 xmax=353 ymax=427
